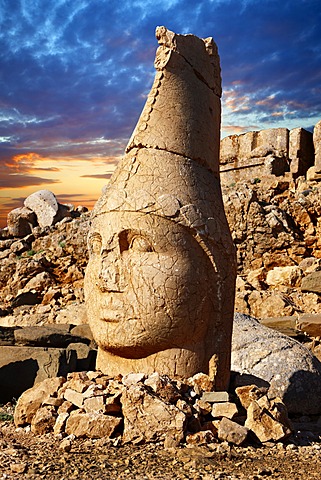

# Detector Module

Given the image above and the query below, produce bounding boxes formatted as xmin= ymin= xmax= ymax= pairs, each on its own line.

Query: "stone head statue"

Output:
xmin=84 ymin=26 xmax=236 ymax=389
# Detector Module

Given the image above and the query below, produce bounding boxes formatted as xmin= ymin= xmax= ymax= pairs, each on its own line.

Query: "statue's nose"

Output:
xmin=98 ymin=249 xmax=125 ymax=292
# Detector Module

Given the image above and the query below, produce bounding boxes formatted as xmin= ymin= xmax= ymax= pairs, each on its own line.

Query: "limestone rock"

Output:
xmin=217 ymin=417 xmax=249 ymax=445
xmin=7 ymin=207 xmax=37 ymax=237
xmin=211 ymin=402 xmax=238 ymax=419
xmin=31 ymin=405 xmax=57 ymax=435
xmin=24 ymin=190 xmax=59 ymax=228
xmin=266 ymin=265 xmax=302 ymax=287
xmin=0 ymin=347 xmax=74 ymax=405
xmin=201 ymin=391 xmax=230 ymax=403
xmin=121 ymin=384 xmax=186 ymax=444
xmin=245 ymin=398 xmax=292 ymax=443
xmin=13 ymin=325 xmax=89 ymax=347
xmin=185 ymin=430 xmax=216 ymax=445
xmin=301 ymin=271 xmax=321 ymax=293
xmin=297 ymin=313 xmax=321 ymax=337
xmin=235 ymin=385 xmax=268 ymax=410
xmin=65 ymin=411 xmax=122 ymax=438
xmin=187 ymin=373 xmax=214 ymax=395
xmin=232 ymin=313 xmax=321 ymax=414
xmin=314 ymin=120 xmax=321 ymax=173
xmin=14 ymin=377 xmax=66 ymax=426
xmin=289 ymin=127 xmax=314 ymax=178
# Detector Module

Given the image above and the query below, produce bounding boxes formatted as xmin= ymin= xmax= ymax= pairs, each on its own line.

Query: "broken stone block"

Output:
xmin=201 ymin=391 xmax=230 ymax=403
xmin=194 ymin=399 xmax=212 ymax=415
xmin=301 ymin=271 xmax=321 ymax=293
xmin=245 ymin=400 xmax=292 ymax=443
xmin=218 ymin=417 xmax=249 ymax=445
xmin=289 ymin=127 xmax=314 ymax=178
xmin=65 ymin=411 xmax=122 ymax=438
xmin=266 ymin=265 xmax=302 ymax=287
xmin=83 ymin=395 xmax=105 ymax=413
xmin=121 ymin=384 xmax=186 ymax=444
xmin=185 ymin=430 xmax=216 ymax=445
xmin=314 ymin=120 xmax=321 ymax=174
xmin=211 ymin=402 xmax=238 ymax=419
xmin=122 ymin=372 xmax=146 ymax=386
xmin=232 ymin=313 xmax=321 ymax=415
xmin=104 ymin=393 xmax=122 ymax=414
xmin=24 ymin=190 xmax=59 ymax=228
xmin=187 ymin=373 xmax=214 ymax=395
xmin=14 ymin=377 xmax=66 ymax=426
xmin=31 ymin=405 xmax=57 ymax=435
xmin=53 ymin=412 xmax=69 ymax=435
xmin=7 ymin=207 xmax=37 ymax=237
xmin=63 ymin=388 xmax=84 ymax=408
xmin=235 ymin=385 xmax=268 ymax=410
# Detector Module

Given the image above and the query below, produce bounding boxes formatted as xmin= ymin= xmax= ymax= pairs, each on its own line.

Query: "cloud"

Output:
xmin=0 ymin=0 xmax=320 ymax=187
xmin=81 ymin=173 xmax=112 ymax=179
xmin=0 ymin=174 xmax=59 ymax=189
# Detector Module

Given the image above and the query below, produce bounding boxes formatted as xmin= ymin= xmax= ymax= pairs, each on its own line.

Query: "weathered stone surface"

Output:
xmin=63 ymin=388 xmax=84 ymax=408
xmin=220 ymin=128 xmax=290 ymax=185
xmin=301 ymin=271 xmax=321 ymax=293
xmin=84 ymin=26 xmax=236 ymax=386
xmin=245 ymin=398 xmax=292 ymax=443
xmin=65 ymin=411 xmax=122 ymax=438
xmin=232 ymin=313 xmax=321 ymax=414
xmin=0 ymin=346 xmax=75 ymax=404
xmin=235 ymin=385 xmax=268 ymax=410
xmin=53 ymin=412 xmax=69 ymax=435
xmin=24 ymin=190 xmax=59 ymax=228
xmin=186 ymin=430 xmax=216 ymax=445
xmin=289 ymin=127 xmax=314 ymax=178
xmin=14 ymin=377 xmax=66 ymax=426
xmin=201 ymin=391 xmax=230 ymax=403
xmin=217 ymin=417 xmax=249 ymax=445
xmin=13 ymin=325 xmax=89 ymax=347
xmin=314 ymin=120 xmax=321 ymax=173
xmin=121 ymin=384 xmax=186 ymax=444
xmin=259 ymin=316 xmax=299 ymax=338
xmin=211 ymin=402 xmax=238 ymax=419
xmin=31 ymin=405 xmax=57 ymax=435
xmin=7 ymin=207 xmax=37 ymax=237
xmin=266 ymin=266 xmax=302 ymax=287
xmin=297 ymin=313 xmax=321 ymax=337
xmin=187 ymin=373 xmax=214 ymax=395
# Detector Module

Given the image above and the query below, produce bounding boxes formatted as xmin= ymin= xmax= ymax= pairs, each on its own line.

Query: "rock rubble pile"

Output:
xmin=14 ymin=371 xmax=293 ymax=447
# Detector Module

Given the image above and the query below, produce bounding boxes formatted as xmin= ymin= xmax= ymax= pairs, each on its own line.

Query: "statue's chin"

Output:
xmin=99 ymin=343 xmax=164 ymax=360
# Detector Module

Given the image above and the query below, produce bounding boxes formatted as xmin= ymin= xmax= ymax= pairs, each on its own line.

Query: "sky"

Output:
xmin=0 ymin=0 xmax=321 ymax=228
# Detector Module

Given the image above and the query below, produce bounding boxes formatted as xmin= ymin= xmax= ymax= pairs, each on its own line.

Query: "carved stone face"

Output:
xmin=84 ymin=211 xmax=215 ymax=359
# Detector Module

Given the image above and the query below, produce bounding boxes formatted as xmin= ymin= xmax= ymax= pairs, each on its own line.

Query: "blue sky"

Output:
xmin=0 ymin=0 xmax=320 ymax=225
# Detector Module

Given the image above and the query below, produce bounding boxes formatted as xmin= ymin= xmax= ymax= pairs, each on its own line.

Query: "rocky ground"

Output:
xmin=1 ymin=409 xmax=321 ymax=480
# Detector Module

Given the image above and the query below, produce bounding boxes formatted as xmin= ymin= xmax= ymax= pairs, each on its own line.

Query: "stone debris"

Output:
xmin=232 ymin=313 xmax=321 ymax=415
xmin=217 ymin=417 xmax=249 ymax=446
xmin=13 ymin=371 xmax=292 ymax=447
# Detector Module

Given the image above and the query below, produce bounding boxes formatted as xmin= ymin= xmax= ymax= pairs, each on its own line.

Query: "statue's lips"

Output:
xmin=100 ymin=309 xmax=122 ymax=322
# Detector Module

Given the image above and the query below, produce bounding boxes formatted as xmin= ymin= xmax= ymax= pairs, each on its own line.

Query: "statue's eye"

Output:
xmin=88 ymin=234 xmax=102 ymax=255
xmin=129 ymin=235 xmax=153 ymax=252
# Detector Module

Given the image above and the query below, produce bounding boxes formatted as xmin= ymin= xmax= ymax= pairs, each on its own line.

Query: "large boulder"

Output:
xmin=24 ymin=190 xmax=59 ymax=228
xmin=231 ymin=313 xmax=321 ymax=414
xmin=7 ymin=207 xmax=37 ymax=237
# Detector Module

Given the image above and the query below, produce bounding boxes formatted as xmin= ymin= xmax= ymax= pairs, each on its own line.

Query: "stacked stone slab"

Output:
xmin=220 ymin=126 xmax=315 ymax=186
xmin=13 ymin=371 xmax=292 ymax=445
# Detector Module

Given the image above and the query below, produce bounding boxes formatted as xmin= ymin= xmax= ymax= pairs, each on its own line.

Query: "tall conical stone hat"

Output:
xmin=93 ymin=26 xmax=235 ymax=274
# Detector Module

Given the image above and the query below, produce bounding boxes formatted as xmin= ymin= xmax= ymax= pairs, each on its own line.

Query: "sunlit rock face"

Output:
xmin=84 ymin=26 xmax=236 ymax=389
